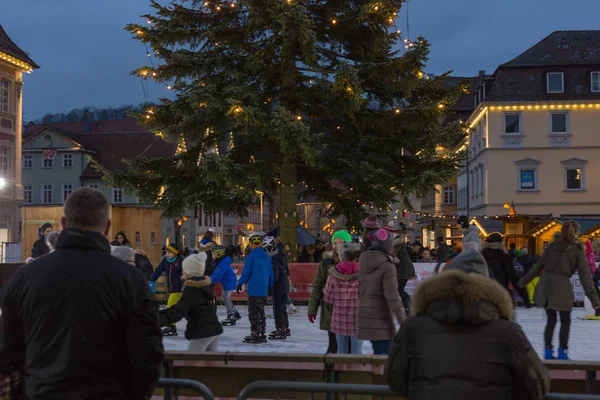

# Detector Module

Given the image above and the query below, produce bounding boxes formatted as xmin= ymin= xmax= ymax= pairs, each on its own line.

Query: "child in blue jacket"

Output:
xmin=211 ymin=245 xmax=241 ymax=325
xmin=237 ymin=234 xmax=274 ymax=343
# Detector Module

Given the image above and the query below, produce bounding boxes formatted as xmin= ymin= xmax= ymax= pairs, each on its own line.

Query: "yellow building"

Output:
xmin=0 ymin=25 xmax=38 ymax=253
xmin=458 ymin=30 xmax=600 ymax=220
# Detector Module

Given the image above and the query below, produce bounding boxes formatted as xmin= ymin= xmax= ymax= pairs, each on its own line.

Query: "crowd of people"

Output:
xmin=2 ymin=188 xmax=599 ymax=399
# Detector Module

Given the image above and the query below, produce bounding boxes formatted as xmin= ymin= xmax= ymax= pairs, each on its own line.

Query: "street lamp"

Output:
xmin=0 ymin=177 xmax=5 ymax=189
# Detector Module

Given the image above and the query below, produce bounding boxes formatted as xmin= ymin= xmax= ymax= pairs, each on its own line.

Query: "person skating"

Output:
xmin=237 ymin=234 xmax=274 ymax=343
xmin=31 ymin=222 xmax=53 ymax=258
xmin=386 ymin=249 xmax=550 ymax=400
xmin=436 ymin=236 xmax=452 ymax=262
xmin=210 ymin=245 xmax=242 ymax=325
xmin=308 ymin=230 xmax=352 ymax=353
xmin=519 ymin=221 xmax=600 ymax=360
xmin=393 ymin=232 xmax=415 ymax=315
xmin=357 ymin=228 xmax=406 ymax=355
xmin=150 ymin=243 xmax=184 ymax=336
xmin=159 ymin=253 xmax=224 ymax=351
xmin=456 ymin=215 xmax=481 ymax=250
xmin=263 ymin=236 xmax=291 ymax=340
xmin=324 ymin=242 xmax=362 ymax=354
xmin=196 ymin=231 xmax=216 ymax=276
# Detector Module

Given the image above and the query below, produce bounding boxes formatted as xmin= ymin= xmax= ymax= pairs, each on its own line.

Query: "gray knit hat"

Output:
xmin=371 ymin=229 xmax=394 ymax=253
xmin=111 ymin=245 xmax=136 ymax=262
xmin=442 ymin=249 xmax=489 ymax=276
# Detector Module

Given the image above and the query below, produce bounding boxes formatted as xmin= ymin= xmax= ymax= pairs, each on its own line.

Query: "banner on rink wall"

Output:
xmin=212 ymin=262 xmax=586 ymax=303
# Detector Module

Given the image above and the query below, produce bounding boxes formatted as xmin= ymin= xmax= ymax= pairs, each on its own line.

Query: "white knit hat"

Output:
xmin=111 ymin=246 xmax=136 ymax=262
xmin=182 ymin=252 xmax=207 ymax=277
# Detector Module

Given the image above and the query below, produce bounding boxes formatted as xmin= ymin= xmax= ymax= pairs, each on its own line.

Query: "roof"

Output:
xmin=526 ymin=217 xmax=600 ymax=237
xmin=0 ymin=25 xmax=39 ymax=69
xmin=23 ymin=119 xmax=176 ymax=179
xmin=502 ymin=30 xmax=600 ymax=68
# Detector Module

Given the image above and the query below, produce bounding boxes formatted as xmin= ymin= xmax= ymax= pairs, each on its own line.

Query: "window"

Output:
xmin=551 ymin=112 xmax=568 ymax=133
xmin=23 ymin=154 xmax=32 ymax=168
xmin=43 ymin=158 xmax=53 ymax=168
xmin=88 ymin=184 xmax=99 ymax=190
xmin=0 ymin=79 xmax=9 ymax=112
xmin=62 ymin=184 xmax=73 ymax=202
xmin=504 ymin=114 xmax=521 ymax=134
xmin=591 ymin=72 xmax=600 ymax=92
xmin=479 ymin=167 xmax=485 ymax=195
xmin=41 ymin=184 xmax=53 ymax=204
xmin=112 ymin=188 xmax=123 ymax=203
xmin=62 ymin=154 xmax=73 ymax=168
xmin=443 ymin=186 xmax=455 ymax=205
xmin=24 ymin=185 xmax=32 ymax=204
xmin=565 ymin=168 xmax=583 ymax=190
xmin=0 ymin=146 xmax=8 ymax=178
xmin=519 ymin=169 xmax=537 ymax=191
xmin=547 ymin=72 xmax=564 ymax=93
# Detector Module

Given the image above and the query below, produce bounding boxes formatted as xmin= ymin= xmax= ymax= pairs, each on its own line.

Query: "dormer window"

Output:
xmin=547 ymin=72 xmax=564 ymax=93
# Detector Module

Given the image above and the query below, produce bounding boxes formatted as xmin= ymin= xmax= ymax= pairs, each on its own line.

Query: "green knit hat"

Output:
xmin=331 ymin=230 xmax=352 ymax=244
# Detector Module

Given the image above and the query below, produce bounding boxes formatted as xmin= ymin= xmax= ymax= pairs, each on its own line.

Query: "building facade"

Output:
xmin=0 ymin=25 xmax=38 ymax=247
xmin=458 ymin=30 xmax=600 ymax=219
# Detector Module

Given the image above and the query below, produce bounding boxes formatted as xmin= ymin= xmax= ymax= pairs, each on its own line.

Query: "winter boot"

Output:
xmin=162 ymin=325 xmax=178 ymax=337
xmin=221 ymin=312 xmax=237 ymax=326
xmin=287 ymin=303 xmax=298 ymax=314
xmin=557 ymin=348 xmax=569 ymax=360
xmin=285 ymin=327 xmax=291 ymax=337
xmin=544 ymin=346 xmax=555 ymax=360
xmin=243 ymin=332 xmax=264 ymax=344
xmin=233 ymin=309 xmax=242 ymax=321
xmin=269 ymin=329 xmax=287 ymax=340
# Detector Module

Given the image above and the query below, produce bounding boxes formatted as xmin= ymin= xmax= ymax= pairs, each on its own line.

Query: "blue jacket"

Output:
xmin=210 ymin=256 xmax=237 ymax=291
xmin=150 ymin=256 xmax=184 ymax=293
xmin=238 ymin=247 xmax=274 ymax=297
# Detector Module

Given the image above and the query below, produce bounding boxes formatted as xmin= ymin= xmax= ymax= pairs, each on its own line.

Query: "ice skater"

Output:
xmin=237 ymin=234 xmax=274 ymax=343
xmin=150 ymin=243 xmax=184 ymax=336
xmin=263 ymin=236 xmax=291 ymax=340
xmin=211 ymin=245 xmax=242 ymax=325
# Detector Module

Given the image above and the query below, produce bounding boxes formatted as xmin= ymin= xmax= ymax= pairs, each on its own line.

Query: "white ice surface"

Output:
xmin=162 ymin=305 xmax=600 ymax=360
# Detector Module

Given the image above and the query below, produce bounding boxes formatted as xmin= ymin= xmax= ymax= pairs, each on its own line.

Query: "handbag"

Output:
xmin=0 ymin=368 xmax=25 ymax=400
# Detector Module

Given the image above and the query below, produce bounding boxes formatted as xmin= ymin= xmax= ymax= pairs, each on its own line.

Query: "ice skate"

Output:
xmin=243 ymin=332 xmax=265 ymax=344
xmin=221 ymin=312 xmax=237 ymax=326
xmin=268 ymin=329 xmax=287 ymax=340
xmin=287 ymin=303 xmax=298 ymax=314
xmin=285 ymin=327 xmax=291 ymax=336
xmin=162 ymin=325 xmax=178 ymax=336
xmin=233 ymin=309 xmax=242 ymax=321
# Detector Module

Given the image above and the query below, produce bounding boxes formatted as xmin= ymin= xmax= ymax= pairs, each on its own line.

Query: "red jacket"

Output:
xmin=324 ymin=262 xmax=359 ymax=336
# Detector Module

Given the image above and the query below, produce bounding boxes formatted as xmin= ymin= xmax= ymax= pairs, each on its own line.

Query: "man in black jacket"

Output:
xmin=0 ymin=188 xmax=164 ymax=400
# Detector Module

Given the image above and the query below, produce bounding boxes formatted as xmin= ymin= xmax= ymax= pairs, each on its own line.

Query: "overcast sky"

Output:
xmin=3 ymin=0 xmax=600 ymax=121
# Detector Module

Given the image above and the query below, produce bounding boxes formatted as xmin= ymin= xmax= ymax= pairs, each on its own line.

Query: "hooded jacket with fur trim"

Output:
xmin=324 ymin=263 xmax=359 ymax=336
xmin=158 ymin=276 xmax=223 ymax=340
xmin=386 ymin=269 xmax=549 ymax=400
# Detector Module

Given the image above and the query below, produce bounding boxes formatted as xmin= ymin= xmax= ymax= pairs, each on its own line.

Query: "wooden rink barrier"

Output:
xmin=157 ymin=352 xmax=600 ymax=399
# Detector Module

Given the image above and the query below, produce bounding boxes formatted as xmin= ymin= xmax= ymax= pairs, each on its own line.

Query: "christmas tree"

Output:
xmin=107 ymin=0 xmax=465 ymax=255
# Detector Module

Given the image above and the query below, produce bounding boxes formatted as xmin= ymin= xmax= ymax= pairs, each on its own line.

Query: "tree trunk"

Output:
xmin=279 ymin=161 xmax=298 ymax=261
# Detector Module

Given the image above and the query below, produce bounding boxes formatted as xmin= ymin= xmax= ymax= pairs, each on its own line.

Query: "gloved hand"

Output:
xmin=149 ymin=281 xmax=156 ymax=294
xmin=236 ymin=284 xmax=243 ymax=294
xmin=308 ymin=314 xmax=316 ymax=324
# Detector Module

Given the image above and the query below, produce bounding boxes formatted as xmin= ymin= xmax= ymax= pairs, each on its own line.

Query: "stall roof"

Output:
xmin=526 ymin=218 xmax=600 ymax=237
xmin=296 ymin=225 xmax=318 ymax=246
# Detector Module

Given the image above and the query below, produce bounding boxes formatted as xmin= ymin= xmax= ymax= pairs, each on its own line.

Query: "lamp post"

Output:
xmin=0 ymin=177 xmax=5 ymax=189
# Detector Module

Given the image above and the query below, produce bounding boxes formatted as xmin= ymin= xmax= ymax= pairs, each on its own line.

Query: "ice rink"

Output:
xmin=163 ymin=305 xmax=600 ymax=360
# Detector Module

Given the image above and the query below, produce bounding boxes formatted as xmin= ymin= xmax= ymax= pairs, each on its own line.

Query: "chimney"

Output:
xmin=83 ymin=110 xmax=94 ymax=133
xmin=478 ymin=70 xmax=486 ymax=76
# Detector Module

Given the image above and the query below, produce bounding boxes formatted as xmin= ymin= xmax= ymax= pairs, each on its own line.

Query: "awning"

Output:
xmin=238 ymin=230 xmax=266 ymax=237
xmin=526 ymin=218 xmax=600 ymax=237
xmin=297 ymin=225 xmax=318 ymax=246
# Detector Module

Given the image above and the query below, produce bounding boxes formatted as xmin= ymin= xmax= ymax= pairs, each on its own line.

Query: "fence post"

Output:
xmin=586 ymin=371 xmax=597 ymax=394
xmin=163 ymin=359 xmax=174 ymax=400
xmin=325 ymin=360 xmax=335 ymax=400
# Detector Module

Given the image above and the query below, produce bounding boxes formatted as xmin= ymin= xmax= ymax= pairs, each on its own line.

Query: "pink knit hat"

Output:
xmin=362 ymin=214 xmax=380 ymax=229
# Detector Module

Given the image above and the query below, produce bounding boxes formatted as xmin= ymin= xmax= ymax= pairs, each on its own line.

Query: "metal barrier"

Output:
xmin=546 ymin=395 xmax=600 ymax=400
xmin=157 ymin=378 xmax=215 ymax=400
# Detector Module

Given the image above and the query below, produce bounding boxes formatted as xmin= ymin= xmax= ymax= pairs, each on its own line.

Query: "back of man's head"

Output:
xmin=63 ymin=188 xmax=110 ymax=234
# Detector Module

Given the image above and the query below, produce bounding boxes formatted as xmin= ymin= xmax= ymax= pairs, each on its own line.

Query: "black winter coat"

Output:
xmin=386 ymin=269 xmax=549 ymax=400
xmin=481 ymin=242 xmax=518 ymax=291
xmin=393 ymin=242 xmax=415 ymax=281
xmin=159 ymin=276 xmax=223 ymax=340
xmin=0 ymin=229 xmax=164 ymax=400
xmin=31 ymin=237 xmax=50 ymax=258
xmin=272 ymin=252 xmax=290 ymax=295
xmin=135 ymin=253 xmax=154 ymax=281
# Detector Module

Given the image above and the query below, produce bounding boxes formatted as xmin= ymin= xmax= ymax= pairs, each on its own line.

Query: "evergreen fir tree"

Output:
xmin=107 ymin=0 xmax=465 ymax=256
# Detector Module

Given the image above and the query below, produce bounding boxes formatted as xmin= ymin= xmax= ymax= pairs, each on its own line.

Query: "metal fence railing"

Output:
xmin=157 ymin=378 xmax=215 ymax=400
xmin=546 ymin=395 xmax=600 ymax=400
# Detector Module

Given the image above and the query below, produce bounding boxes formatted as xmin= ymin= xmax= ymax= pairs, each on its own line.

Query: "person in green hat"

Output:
xmin=307 ymin=229 xmax=352 ymax=353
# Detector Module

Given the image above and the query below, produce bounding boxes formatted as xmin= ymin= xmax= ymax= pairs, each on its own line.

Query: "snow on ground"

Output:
xmin=163 ymin=305 xmax=600 ymax=360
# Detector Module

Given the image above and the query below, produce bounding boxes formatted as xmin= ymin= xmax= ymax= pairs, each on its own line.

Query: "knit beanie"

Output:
xmin=362 ymin=214 xmax=380 ymax=229
xmin=339 ymin=242 xmax=361 ymax=262
xmin=443 ymin=249 xmax=490 ymax=276
xmin=331 ymin=230 xmax=352 ymax=244
xmin=182 ymin=252 xmax=207 ymax=277
xmin=371 ymin=229 xmax=394 ymax=253
xmin=111 ymin=246 xmax=136 ymax=262
xmin=166 ymin=243 xmax=180 ymax=255
xmin=486 ymin=232 xmax=504 ymax=243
